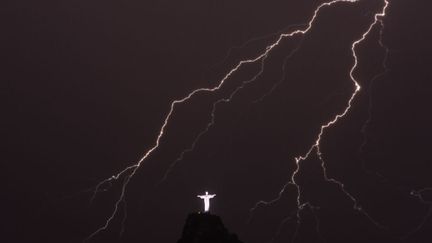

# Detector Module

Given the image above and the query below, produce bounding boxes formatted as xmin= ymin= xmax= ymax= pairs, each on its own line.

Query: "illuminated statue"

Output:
xmin=197 ymin=191 xmax=216 ymax=212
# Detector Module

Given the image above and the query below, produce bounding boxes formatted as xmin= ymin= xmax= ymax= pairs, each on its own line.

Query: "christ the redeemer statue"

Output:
xmin=197 ymin=191 xmax=216 ymax=212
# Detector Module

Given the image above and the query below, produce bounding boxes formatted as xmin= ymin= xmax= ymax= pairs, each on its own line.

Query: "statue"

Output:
xmin=197 ymin=191 xmax=216 ymax=212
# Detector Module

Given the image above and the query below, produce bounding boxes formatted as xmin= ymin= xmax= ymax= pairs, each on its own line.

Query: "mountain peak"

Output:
xmin=177 ymin=213 xmax=243 ymax=243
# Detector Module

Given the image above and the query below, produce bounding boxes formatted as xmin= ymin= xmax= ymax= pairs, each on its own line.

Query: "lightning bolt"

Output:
xmin=250 ymin=0 xmax=390 ymax=240
xmin=85 ymin=0 xmax=395 ymax=241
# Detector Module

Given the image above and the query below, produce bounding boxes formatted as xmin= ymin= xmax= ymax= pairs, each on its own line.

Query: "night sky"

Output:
xmin=3 ymin=0 xmax=432 ymax=243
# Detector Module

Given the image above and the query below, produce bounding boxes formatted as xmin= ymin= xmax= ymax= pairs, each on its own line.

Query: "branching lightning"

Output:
xmin=85 ymin=0 xmax=396 ymax=241
xmin=310 ymin=0 xmax=390 ymax=229
xmin=250 ymin=0 xmax=391 ymax=240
